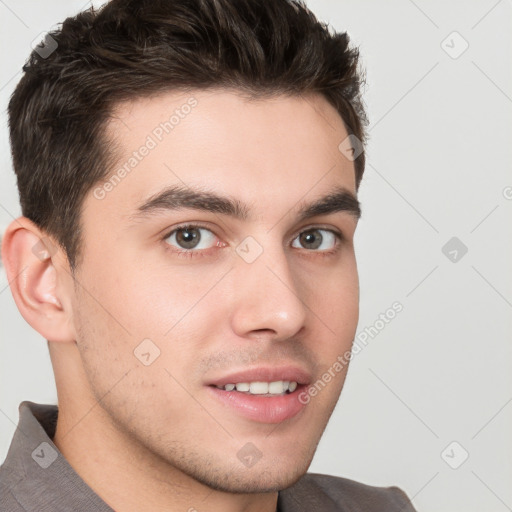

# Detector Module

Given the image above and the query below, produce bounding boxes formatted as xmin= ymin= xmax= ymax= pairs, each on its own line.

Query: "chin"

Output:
xmin=181 ymin=450 xmax=315 ymax=495
xmin=198 ymin=466 xmax=309 ymax=494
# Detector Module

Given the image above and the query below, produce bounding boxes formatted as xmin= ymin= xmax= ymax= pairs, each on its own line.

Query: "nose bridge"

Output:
xmin=229 ymin=236 xmax=307 ymax=339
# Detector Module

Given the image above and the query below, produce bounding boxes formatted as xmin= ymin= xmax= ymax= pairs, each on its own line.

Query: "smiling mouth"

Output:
xmin=206 ymin=368 xmax=310 ymax=423
xmin=211 ymin=380 xmax=298 ymax=396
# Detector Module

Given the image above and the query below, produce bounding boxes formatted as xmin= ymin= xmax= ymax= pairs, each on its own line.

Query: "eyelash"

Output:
xmin=161 ymin=223 xmax=344 ymax=259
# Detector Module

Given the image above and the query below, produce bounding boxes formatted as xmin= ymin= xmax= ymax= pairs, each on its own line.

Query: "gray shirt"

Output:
xmin=0 ymin=401 xmax=417 ymax=511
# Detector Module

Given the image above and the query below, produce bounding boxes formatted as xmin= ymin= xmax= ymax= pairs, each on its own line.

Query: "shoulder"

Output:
xmin=0 ymin=480 xmax=25 ymax=512
xmin=278 ymin=472 xmax=417 ymax=512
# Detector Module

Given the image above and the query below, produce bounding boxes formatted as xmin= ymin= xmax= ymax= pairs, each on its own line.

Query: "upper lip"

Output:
xmin=206 ymin=365 xmax=312 ymax=387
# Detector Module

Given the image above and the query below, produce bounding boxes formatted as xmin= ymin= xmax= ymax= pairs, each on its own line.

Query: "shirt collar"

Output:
xmin=1 ymin=401 xmax=114 ymax=511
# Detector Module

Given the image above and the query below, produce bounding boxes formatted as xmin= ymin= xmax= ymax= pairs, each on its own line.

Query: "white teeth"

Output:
xmin=220 ymin=380 xmax=298 ymax=395
xmin=235 ymin=382 xmax=250 ymax=392
xmin=268 ymin=381 xmax=284 ymax=394
xmin=250 ymin=382 xmax=269 ymax=394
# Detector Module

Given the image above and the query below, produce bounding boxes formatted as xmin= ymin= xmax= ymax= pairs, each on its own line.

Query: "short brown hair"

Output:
xmin=8 ymin=0 xmax=367 ymax=270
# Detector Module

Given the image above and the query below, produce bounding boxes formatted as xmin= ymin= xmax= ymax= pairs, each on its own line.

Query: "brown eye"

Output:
xmin=164 ymin=226 xmax=217 ymax=250
xmin=292 ymin=229 xmax=337 ymax=251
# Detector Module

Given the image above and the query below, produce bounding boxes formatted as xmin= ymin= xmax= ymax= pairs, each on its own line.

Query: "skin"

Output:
xmin=2 ymin=89 xmax=360 ymax=512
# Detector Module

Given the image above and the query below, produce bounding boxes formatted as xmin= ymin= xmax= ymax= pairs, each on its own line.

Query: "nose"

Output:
xmin=229 ymin=242 xmax=307 ymax=342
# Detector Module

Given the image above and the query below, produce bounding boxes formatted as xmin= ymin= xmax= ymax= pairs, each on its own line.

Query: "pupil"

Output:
xmin=177 ymin=228 xmax=200 ymax=249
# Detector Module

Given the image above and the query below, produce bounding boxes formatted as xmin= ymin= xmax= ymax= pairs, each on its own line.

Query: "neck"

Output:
xmin=53 ymin=398 xmax=279 ymax=512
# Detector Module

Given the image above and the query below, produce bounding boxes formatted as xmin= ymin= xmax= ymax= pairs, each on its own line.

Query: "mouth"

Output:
xmin=205 ymin=366 xmax=311 ymax=424
xmin=211 ymin=380 xmax=299 ymax=396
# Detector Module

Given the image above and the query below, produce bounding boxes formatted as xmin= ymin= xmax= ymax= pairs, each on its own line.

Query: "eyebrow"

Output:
xmin=130 ymin=184 xmax=361 ymax=223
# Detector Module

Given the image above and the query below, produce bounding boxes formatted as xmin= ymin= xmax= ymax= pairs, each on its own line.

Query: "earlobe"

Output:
xmin=1 ymin=217 xmax=76 ymax=343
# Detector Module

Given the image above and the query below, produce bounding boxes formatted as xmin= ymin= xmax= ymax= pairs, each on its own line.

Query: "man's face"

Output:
xmin=68 ymin=89 xmax=359 ymax=492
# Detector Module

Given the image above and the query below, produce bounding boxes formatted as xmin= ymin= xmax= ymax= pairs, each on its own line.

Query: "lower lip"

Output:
xmin=206 ymin=385 xmax=308 ymax=424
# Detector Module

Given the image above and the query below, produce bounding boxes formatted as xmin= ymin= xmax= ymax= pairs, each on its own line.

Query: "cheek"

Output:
xmin=309 ymin=257 xmax=359 ymax=327
xmin=73 ymin=243 xmax=231 ymax=368
xmin=304 ymin=258 xmax=359 ymax=369
xmin=73 ymin=283 xmax=204 ymax=422
xmin=133 ymin=268 xmax=232 ymax=349
xmin=79 ymin=257 xmax=210 ymax=342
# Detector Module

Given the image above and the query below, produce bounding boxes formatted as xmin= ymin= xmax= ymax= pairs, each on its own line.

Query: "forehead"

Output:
xmin=87 ymin=89 xmax=356 ymax=222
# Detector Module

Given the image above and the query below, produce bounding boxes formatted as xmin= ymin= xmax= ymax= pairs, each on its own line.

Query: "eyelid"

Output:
xmin=289 ymin=225 xmax=344 ymax=243
xmin=162 ymin=221 xmax=217 ymax=238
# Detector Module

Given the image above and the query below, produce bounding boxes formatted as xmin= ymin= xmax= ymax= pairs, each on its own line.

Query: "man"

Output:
xmin=0 ymin=0 xmax=417 ymax=510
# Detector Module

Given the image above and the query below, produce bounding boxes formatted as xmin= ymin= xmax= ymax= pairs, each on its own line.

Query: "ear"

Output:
xmin=1 ymin=217 xmax=76 ymax=343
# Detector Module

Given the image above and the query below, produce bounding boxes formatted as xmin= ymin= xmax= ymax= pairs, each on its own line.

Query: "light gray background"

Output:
xmin=1 ymin=1 xmax=511 ymax=511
